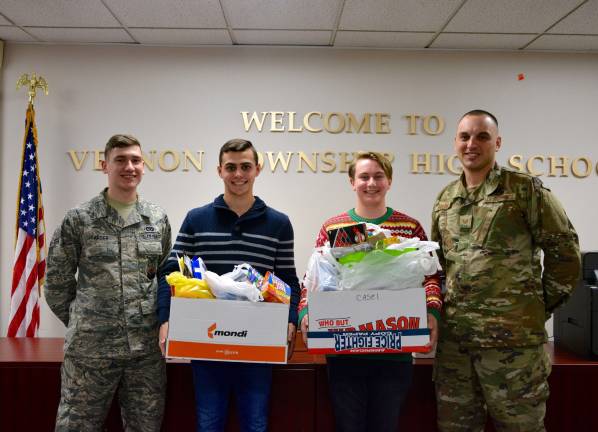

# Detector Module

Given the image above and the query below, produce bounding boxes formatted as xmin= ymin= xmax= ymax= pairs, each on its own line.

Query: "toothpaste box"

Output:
xmin=167 ymin=297 xmax=289 ymax=363
xmin=307 ymin=288 xmax=429 ymax=354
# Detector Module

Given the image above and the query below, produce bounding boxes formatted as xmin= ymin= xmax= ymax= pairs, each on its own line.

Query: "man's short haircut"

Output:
xmin=348 ymin=151 xmax=393 ymax=180
xmin=104 ymin=134 xmax=141 ymax=159
xmin=219 ymin=138 xmax=259 ymax=165
xmin=460 ymin=109 xmax=499 ymax=128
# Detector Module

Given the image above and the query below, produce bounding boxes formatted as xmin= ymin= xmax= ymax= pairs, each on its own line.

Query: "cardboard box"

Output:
xmin=307 ymin=288 xmax=429 ymax=354
xmin=166 ymin=297 xmax=289 ymax=363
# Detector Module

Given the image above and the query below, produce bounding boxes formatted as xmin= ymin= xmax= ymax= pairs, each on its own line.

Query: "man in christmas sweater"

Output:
xmin=299 ymin=151 xmax=442 ymax=432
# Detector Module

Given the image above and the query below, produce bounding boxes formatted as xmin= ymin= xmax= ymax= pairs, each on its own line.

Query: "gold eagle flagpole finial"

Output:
xmin=16 ymin=72 xmax=49 ymax=104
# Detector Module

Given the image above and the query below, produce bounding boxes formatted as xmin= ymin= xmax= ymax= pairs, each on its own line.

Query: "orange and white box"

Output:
xmin=167 ymin=297 xmax=289 ymax=364
xmin=307 ymin=288 xmax=429 ymax=355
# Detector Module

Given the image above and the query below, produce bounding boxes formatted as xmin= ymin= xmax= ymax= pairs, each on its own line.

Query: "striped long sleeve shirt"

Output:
xmin=158 ymin=195 xmax=299 ymax=324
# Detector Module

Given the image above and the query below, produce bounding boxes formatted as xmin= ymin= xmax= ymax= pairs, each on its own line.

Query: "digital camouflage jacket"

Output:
xmin=432 ymin=165 xmax=580 ymax=347
xmin=46 ymin=189 xmax=171 ymax=358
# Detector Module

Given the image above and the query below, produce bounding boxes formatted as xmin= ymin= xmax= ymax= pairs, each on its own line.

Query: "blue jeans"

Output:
xmin=327 ymin=357 xmax=414 ymax=432
xmin=191 ymin=361 xmax=272 ymax=432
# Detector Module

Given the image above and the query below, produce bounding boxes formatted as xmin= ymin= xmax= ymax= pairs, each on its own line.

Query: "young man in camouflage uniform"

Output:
xmin=45 ymin=134 xmax=172 ymax=432
xmin=431 ymin=110 xmax=581 ymax=431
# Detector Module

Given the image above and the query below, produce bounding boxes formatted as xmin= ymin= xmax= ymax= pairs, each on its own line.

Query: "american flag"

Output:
xmin=7 ymin=104 xmax=46 ymax=337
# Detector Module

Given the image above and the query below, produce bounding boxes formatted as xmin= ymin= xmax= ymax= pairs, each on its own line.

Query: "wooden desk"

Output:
xmin=0 ymin=337 xmax=596 ymax=431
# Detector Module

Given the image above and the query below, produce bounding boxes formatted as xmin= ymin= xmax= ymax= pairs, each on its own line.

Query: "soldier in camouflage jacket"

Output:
xmin=46 ymin=135 xmax=171 ymax=432
xmin=431 ymin=111 xmax=580 ymax=432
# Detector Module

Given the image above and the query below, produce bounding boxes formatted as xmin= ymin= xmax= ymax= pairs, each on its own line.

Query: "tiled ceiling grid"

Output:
xmin=0 ymin=0 xmax=597 ymax=51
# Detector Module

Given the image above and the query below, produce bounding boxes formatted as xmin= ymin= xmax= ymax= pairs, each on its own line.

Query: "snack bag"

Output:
xmin=166 ymin=271 xmax=215 ymax=299
xmin=260 ymin=272 xmax=291 ymax=304
xmin=243 ymin=264 xmax=265 ymax=287
xmin=191 ymin=256 xmax=207 ymax=280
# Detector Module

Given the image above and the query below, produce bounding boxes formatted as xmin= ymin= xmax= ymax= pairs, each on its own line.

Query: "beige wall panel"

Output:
xmin=1 ymin=45 xmax=597 ymax=337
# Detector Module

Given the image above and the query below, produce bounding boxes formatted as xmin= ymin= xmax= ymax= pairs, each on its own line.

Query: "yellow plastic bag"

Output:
xmin=166 ymin=271 xmax=215 ymax=299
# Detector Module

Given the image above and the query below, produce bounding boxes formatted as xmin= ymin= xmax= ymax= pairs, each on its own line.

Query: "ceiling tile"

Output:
xmin=0 ymin=0 xmax=119 ymax=27
xmin=526 ymin=34 xmax=598 ymax=50
xmin=335 ymin=31 xmax=433 ymax=48
xmin=340 ymin=0 xmax=462 ymax=31
xmin=0 ymin=0 xmax=595 ymax=51
xmin=431 ymin=33 xmax=536 ymax=49
xmin=130 ymin=28 xmax=231 ymax=45
xmin=549 ymin=0 xmax=598 ymax=34
xmin=234 ymin=29 xmax=331 ymax=45
xmin=446 ymin=0 xmax=581 ymax=33
xmin=25 ymin=27 xmax=134 ymax=43
xmin=223 ymin=0 xmax=342 ymax=29
xmin=0 ymin=26 xmax=36 ymax=42
xmin=103 ymin=0 xmax=226 ymax=28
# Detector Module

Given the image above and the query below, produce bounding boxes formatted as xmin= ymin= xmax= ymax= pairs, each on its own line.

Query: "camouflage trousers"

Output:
xmin=434 ymin=339 xmax=551 ymax=432
xmin=55 ymin=352 xmax=166 ymax=432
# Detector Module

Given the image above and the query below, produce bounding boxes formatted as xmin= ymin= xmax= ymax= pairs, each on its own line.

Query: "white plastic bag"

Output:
xmin=304 ymin=246 xmax=341 ymax=292
xmin=338 ymin=240 xmax=440 ymax=291
xmin=385 ymin=238 xmax=441 ymax=275
xmin=222 ymin=263 xmax=263 ymax=285
xmin=204 ymin=270 xmax=263 ymax=302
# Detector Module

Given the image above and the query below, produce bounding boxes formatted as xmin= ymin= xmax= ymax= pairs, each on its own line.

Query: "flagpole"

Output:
xmin=8 ymin=73 xmax=49 ymax=337
xmin=15 ymin=73 xmax=48 ymax=253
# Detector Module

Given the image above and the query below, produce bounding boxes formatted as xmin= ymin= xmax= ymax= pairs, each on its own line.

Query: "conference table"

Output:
xmin=0 ymin=336 xmax=596 ymax=431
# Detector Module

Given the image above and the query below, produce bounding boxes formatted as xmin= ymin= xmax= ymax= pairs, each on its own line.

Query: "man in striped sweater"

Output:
xmin=299 ymin=151 xmax=442 ymax=432
xmin=157 ymin=139 xmax=299 ymax=432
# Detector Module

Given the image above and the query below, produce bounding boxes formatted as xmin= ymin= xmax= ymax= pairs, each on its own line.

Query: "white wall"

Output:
xmin=1 ymin=45 xmax=597 ymax=337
